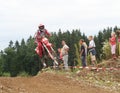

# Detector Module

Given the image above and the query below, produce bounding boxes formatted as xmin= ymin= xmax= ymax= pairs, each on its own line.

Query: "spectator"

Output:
xmin=61 ymin=40 xmax=69 ymax=70
xmin=116 ymin=30 xmax=120 ymax=56
xmin=109 ymin=32 xmax=117 ymax=59
xmin=58 ymin=48 xmax=63 ymax=60
xmin=88 ymin=36 xmax=96 ymax=66
xmin=83 ymin=41 xmax=88 ymax=65
xmin=79 ymin=39 xmax=87 ymax=68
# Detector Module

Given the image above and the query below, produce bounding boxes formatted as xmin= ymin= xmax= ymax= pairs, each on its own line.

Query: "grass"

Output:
xmin=17 ymin=71 xmax=29 ymax=77
xmin=1 ymin=72 xmax=11 ymax=77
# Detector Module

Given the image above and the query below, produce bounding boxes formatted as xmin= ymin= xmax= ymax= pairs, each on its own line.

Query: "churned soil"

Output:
xmin=0 ymin=72 xmax=112 ymax=93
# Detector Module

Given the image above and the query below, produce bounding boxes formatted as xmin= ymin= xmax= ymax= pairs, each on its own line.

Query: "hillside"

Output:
xmin=0 ymin=58 xmax=120 ymax=93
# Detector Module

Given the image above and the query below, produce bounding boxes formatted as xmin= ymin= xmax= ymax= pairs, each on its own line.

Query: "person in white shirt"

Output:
xmin=88 ymin=36 xmax=96 ymax=66
xmin=61 ymin=40 xmax=69 ymax=70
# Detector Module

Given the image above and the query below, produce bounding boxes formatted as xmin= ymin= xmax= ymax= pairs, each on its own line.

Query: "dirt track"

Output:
xmin=0 ymin=72 xmax=113 ymax=93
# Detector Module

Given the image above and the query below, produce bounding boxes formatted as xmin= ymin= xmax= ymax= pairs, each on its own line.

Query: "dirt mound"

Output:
xmin=75 ymin=58 xmax=120 ymax=93
xmin=0 ymin=72 xmax=112 ymax=93
xmin=97 ymin=57 xmax=120 ymax=68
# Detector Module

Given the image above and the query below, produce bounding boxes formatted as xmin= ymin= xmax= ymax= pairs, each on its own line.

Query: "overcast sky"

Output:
xmin=0 ymin=0 xmax=120 ymax=50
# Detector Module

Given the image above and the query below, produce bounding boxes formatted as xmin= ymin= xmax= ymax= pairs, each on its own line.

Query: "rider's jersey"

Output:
xmin=34 ymin=29 xmax=50 ymax=43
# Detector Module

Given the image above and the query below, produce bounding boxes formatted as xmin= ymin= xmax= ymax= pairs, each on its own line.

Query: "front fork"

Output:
xmin=42 ymin=43 xmax=58 ymax=66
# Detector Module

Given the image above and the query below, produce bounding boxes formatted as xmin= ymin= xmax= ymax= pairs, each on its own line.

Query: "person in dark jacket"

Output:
xmin=80 ymin=39 xmax=87 ymax=67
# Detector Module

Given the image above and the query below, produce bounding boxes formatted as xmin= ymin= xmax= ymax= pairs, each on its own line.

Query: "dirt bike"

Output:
xmin=35 ymin=37 xmax=59 ymax=69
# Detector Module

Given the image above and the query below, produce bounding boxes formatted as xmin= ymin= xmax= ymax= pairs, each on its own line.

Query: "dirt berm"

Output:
xmin=0 ymin=72 xmax=113 ymax=93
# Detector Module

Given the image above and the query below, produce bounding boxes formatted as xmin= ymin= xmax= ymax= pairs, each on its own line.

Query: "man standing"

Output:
xmin=83 ymin=41 xmax=88 ymax=65
xmin=88 ymin=36 xmax=96 ymax=66
xmin=80 ymin=39 xmax=87 ymax=68
xmin=61 ymin=40 xmax=69 ymax=70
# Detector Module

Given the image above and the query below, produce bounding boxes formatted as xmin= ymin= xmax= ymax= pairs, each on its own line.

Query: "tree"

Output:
xmin=0 ymin=26 xmax=119 ymax=76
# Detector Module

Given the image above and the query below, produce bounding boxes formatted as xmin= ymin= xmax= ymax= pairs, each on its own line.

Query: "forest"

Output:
xmin=0 ymin=26 xmax=119 ymax=76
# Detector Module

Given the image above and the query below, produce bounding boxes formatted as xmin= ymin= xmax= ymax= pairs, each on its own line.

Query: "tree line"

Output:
xmin=0 ymin=26 xmax=119 ymax=76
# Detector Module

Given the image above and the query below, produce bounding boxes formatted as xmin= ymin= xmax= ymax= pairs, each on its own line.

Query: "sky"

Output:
xmin=0 ymin=0 xmax=120 ymax=50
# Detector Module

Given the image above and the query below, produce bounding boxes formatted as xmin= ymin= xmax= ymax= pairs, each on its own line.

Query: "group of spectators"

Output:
xmin=60 ymin=30 xmax=120 ymax=70
xmin=79 ymin=36 xmax=96 ymax=68
xmin=58 ymin=35 xmax=96 ymax=70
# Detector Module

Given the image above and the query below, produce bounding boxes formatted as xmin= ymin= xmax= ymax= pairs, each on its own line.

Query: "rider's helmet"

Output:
xmin=38 ymin=24 xmax=45 ymax=30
